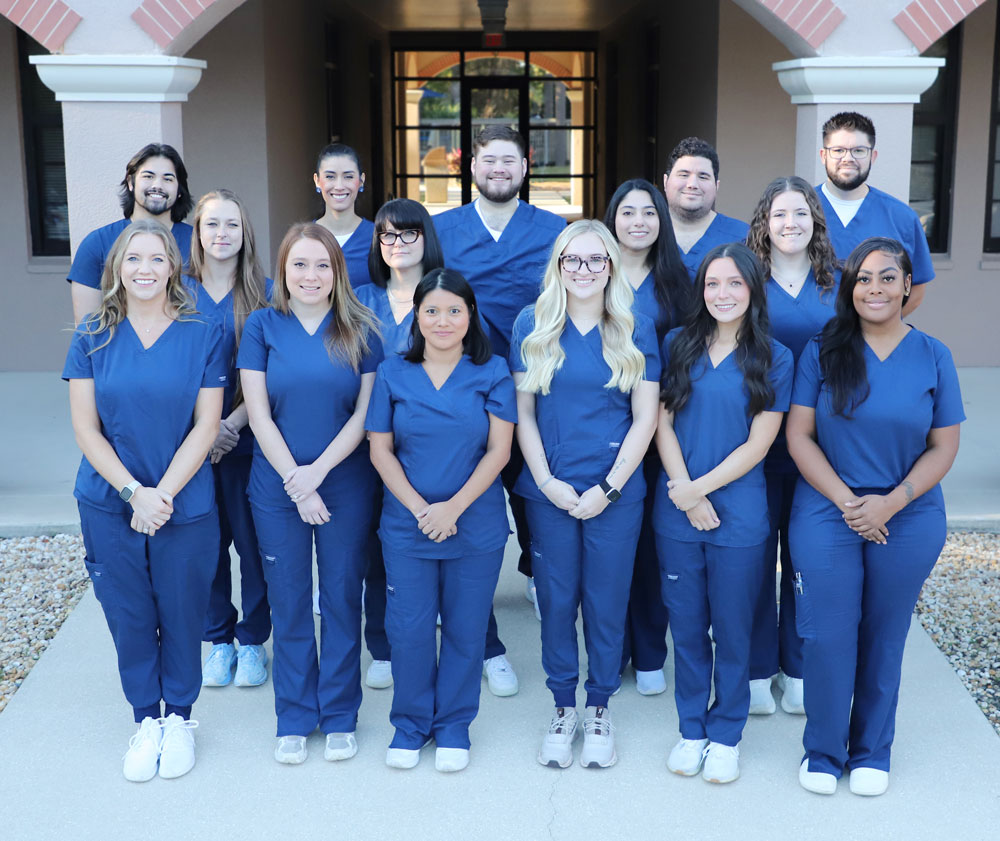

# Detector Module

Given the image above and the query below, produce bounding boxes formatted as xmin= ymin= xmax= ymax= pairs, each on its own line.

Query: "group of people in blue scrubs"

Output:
xmin=66 ymin=110 xmax=961 ymax=792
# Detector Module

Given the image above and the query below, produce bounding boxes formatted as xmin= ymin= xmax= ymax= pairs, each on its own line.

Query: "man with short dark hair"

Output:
xmin=816 ymin=111 xmax=933 ymax=314
xmin=663 ymin=137 xmax=749 ymax=279
xmin=68 ymin=143 xmax=194 ymax=324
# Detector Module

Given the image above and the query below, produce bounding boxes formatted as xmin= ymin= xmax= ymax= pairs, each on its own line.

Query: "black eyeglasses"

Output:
xmin=559 ymin=254 xmax=609 ymax=273
xmin=823 ymin=146 xmax=873 ymax=160
xmin=378 ymin=229 xmax=422 ymax=246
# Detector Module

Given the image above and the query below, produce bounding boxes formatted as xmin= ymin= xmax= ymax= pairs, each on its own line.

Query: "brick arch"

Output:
xmin=746 ymin=0 xmax=847 ymax=50
xmin=893 ymin=0 xmax=987 ymax=53
xmin=131 ymin=0 xmax=246 ymax=55
xmin=1 ymin=0 xmax=82 ymax=52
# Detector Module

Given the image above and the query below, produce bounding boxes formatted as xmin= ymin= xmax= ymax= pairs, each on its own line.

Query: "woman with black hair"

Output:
xmin=654 ymin=243 xmax=792 ymax=784
xmin=314 ymin=143 xmax=374 ymax=288
xmin=366 ymin=268 xmax=516 ymax=773
xmin=604 ymin=178 xmax=692 ymax=696
xmin=787 ymin=237 xmax=962 ymax=797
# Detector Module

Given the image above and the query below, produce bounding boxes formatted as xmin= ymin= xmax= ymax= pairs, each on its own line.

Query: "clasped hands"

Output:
xmin=840 ymin=494 xmax=898 ymax=544
xmin=666 ymin=478 xmax=720 ymax=532
xmin=129 ymin=486 xmax=174 ymax=536
xmin=540 ymin=479 xmax=609 ymax=520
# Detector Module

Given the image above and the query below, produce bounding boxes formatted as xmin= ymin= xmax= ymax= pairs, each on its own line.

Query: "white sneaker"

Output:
xmin=324 ymin=732 xmax=357 ymax=761
xmin=667 ymin=737 xmax=709 ymax=776
xmin=580 ymin=706 xmax=616 ymax=768
xmin=365 ymin=659 xmax=393 ymax=689
xmin=537 ymin=707 xmax=578 ymax=768
xmin=849 ymin=767 xmax=889 ymax=796
xmin=635 ymin=668 xmax=667 ymax=696
xmin=778 ymin=671 xmax=805 ymax=714
xmin=122 ymin=716 xmax=162 ymax=782
xmin=702 ymin=742 xmax=739 ymax=783
xmin=275 ymin=735 xmax=308 ymax=764
xmin=525 ymin=576 xmax=536 ymax=603
xmin=435 ymin=747 xmax=470 ymax=772
xmin=483 ymin=654 xmax=519 ymax=697
xmin=158 ymin=714 xmax=198 ymax=779
xmin=386 ymin=746 xmax=423 ymax=769
xmin=312 ymin=588 xmax=321 ymax=616
xmin=749 ymin=677 xmax=776 ymax=715
xmin=800 ymin=758 xmax=837 ymax=795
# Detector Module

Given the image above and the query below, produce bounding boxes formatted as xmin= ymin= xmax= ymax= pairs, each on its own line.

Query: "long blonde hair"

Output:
xmin=81 ymin=219 xmax=196 ymax=352
xmin=517 ymin=219 xmax=645 ymax=395
xmin=271 ymin=223 xmax=378 ymax=372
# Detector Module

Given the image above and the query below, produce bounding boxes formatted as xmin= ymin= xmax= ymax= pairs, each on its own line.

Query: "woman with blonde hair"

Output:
xmin=185 ymin=189 xmax=273 ymax=690
xmin=238 ymin=222 xmax=382 ymax=765
xmin=64 ymin=219 xmax=227 ymax=781
xmin=510 ymin=219 xmax=660 ymax=769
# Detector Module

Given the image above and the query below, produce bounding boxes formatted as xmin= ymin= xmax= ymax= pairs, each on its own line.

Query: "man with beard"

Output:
xmin=68 ymin=143 xmax=194 ymax=324
xmin=816 ymin=112 xmax=932 ymax=314
xmin=434 ymin=126 xmax=565 ymax=699
xmin=663 ymin=137 xmax=749 ymax=280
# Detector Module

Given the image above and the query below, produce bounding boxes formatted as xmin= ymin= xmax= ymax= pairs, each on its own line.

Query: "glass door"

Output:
xmin=461 ymin=79 xmax=528 ymax=205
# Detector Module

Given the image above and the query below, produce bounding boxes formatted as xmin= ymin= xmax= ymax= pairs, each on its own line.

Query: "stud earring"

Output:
xmin=359 ymin=185 xmax=365 ymax=193
xmin=316 ymin=187 xmax=322 ymax=193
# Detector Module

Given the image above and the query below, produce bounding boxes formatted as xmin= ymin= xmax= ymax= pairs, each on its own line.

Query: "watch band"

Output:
xmin=599 ymin=479 xmax=621 ymax=503
xmin=119 ymin=480 xmax=140 ymax=502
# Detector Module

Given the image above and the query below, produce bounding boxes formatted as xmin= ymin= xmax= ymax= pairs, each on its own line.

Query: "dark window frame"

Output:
xmin=986 ymin=14 xmax=1000 ymax=252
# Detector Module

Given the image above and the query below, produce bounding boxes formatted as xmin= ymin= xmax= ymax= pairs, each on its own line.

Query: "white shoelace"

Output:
xmin=548 ymin=709 xmax=577 ymax=735
xmin=582 ymin=710 xmax=614 ymax=736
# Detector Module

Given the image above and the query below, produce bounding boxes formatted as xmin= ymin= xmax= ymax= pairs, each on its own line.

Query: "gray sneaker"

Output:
xmin=580 ymin=706 xmax=616 ymax=768
xmin=537 ymin=707 xmax=578 ymax=768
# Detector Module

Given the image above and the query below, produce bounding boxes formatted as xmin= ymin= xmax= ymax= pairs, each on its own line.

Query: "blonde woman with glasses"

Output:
xmin=509 ymin=219 xmax=659 ymax=769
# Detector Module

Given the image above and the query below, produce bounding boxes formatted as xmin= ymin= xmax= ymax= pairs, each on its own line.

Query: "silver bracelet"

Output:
xmin=537 ymin=475 xmax=555 ymax=491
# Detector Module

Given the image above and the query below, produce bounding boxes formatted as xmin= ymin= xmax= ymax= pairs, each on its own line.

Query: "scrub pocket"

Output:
xmin=84 ymin=557 xmax=118 ymax=609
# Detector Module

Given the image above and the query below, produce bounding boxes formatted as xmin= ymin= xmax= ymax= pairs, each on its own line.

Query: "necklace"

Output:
xmin=387 ymin=286 xmax=414 ymax=305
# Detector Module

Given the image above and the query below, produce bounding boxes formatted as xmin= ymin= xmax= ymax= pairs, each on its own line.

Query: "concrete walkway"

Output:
xmin=1 ymin=370 xmax=998 ymax=840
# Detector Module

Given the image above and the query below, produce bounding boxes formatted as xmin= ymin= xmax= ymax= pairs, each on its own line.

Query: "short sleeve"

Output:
xmin=364 ymin=363 xmax=394 ymax=433
xmin=485 ymin=357 xmax=518 ymax=424
xmin=361 ymin=332 xmax=385 ymax=375
xmin=66 ymin=229 xmax=106 ymax=289
xmin=768 ymin=341 xmax=794 ymax=412
xmin=634 ymin=315 xmax=661 ymax=382
xmin=201 ymin=321 xmax=229 ymax=388
xmin=237 ymin=310 xmax=268 ymax=372
xmin=791 ymin=338 xmax=822 ymax=409
xmin=61 ymin=328 xmax=96 ymax=380
xmin=930 ymin=341 xmax=965 ymax=428
xmin=909 ymin=215 xmax=936 ymax=286
xmin=508 ymin=307 xmax=533 ymax=373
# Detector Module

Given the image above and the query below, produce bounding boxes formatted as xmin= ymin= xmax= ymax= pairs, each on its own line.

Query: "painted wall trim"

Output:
xmin=772 ymin=56 xmax=945 ymax=103
xmin=29 ymin=54 xmax=206 ymax=102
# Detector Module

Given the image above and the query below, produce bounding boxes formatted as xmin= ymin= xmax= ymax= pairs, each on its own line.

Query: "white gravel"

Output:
xmin=1 ymin=531 xmax=998 ymax=733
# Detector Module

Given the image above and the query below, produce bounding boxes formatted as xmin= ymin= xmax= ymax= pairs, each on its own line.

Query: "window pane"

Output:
xmin=465 ymin=53 xmax=526 ymax=75
xmin=395 ymin=128 xmax=462 ymax=207
xmin=991 ymin=201 xmax=1000 ymax=239
xmin=911 ymin=124 xmax=938 ymax=164
xmin=529 ymin=129 xmax=594 ymax=177
xmin=529 ymin=81 xmax=594 ymax=127
xmin=910 ymin=162 xmax=935 ymax=203
xmin=528 ymin=176 xmax=587 ymax=221
xmin=529 ymin=51 xmax=594 ymax=78
xmin=394 ymin=51 xmax=459 ymax=78
xmin=395 ymin=79 xmax=460 ymax=126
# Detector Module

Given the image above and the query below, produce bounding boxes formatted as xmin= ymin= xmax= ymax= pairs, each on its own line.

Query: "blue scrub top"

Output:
xmin=654 ymin=329 xmax=793 ymax=547
xmin=764 ymin=269 xmax=838 ymax=473
xmin=184 ymin=275 xmax=274 ymax=457
xmin=341 ymin=218 xmax=375 ymax=290
xmin=434 ymin=201 xmax=566 ymax=361
xmin=68 ymin=219 xmax=194 ymax=289
xmin=365 ymin=354 xmax=517 ymax=559
xmin=679 ymin=213 xmax=749 ymax=280
xmin=62 ymin=315 xmax=227 ymax=522
xmin=631 ymin=270 xmax=674 ymax=339
xmin=791 ymin=329 xmax=964 ymax=492
xmin=237 ymin=307 xmax=383 ymax=509
xmin=816 ymin=185 xmax=935 ymax=286
xmin=509 ymin=307 xmax=661 ymax=503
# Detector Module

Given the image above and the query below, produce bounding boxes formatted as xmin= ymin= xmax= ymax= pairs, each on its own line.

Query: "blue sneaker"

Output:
xmin=202 ymin=643 xmax=237 ymax=687
xmin=234 ymin=644 xmax=268 ymax=687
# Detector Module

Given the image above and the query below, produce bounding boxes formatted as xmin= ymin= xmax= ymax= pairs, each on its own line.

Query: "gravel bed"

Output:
xmin=0 ymin=532 xmax=997 ymax=730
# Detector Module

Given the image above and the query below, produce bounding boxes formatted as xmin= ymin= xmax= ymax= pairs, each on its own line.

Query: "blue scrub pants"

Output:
xmin=749 ymin=470 xmax=803 ymax=680
xmin=657 ymin=533 xmax=767 ymax=747
xmin=790 ymin=485 xmax=945 ymax=777
xmin=203 ymin=455 xmax=271 ymax=646
xmin=527 ymin=500 xmax=642 ymax=709
xmin=252 ymin=495 xmax=372 ymax=736
xmin=501 ymin=437 xmax=532 ymax=578
xmin=79 ymin=502 xmax=218 ymax=722
xmin=621 ymin=453 xmax=669 ymax=673
xmin=384 ymin=548 xmax=504 ymax=749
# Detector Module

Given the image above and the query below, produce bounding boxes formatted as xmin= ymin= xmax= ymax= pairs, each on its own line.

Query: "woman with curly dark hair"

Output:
xmin=744 ymin=176 xmax=839 ymax=717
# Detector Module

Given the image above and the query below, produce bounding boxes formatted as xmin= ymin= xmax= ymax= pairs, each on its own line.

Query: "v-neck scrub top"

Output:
xmin=434 ymin=201 xmax=566 ymax=361
xmin=508 ymin=308 xmax=661 ymax=504
xmin=340 ymin=218 xmax=375 ymax=290
xmin=679 ymin=214 xmax=749 ymax=280
xmin=62 ymin=315 xmax=227 ymax=522
xmin=653 ymin=329 xmax=793 ymax=546
xmin=791 ymin=329 xmax=964 ymax=493
xmin=68 ymin=219 xmax=194 ymax=289
xmin=631 ymin=270 xmax=673 ymax=339
xmin=365 ymin=354 xmax=518 ymax=559
xmin=237 ymin=307 xmax=383 ymax=509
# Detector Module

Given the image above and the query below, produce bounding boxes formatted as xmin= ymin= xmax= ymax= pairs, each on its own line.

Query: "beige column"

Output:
xmin=566 ymin=88 xmax=584 ymax=213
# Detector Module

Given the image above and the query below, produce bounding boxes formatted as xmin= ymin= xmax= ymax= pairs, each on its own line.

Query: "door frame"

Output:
xmin=460 ymin=76 xmax=530 ymax=205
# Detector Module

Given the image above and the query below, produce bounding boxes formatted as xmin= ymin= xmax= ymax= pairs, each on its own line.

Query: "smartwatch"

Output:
xmin=119 ymin=480 xmax=141 ymax=503
xmin=599 ymin=479 xmax=621 ymax=503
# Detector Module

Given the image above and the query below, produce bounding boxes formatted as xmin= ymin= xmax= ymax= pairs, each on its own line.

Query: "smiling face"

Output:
xmin=379 ymin=222 xmax=425 ymax=275
xmin=417 ymin=288 xmax=470 ymax=355
xmin=129 ymin=155 xmax=179 ymax=218
xmin=663 ymin=155 xmax=718 ymax=222
xmin=703 ymin=256 xmax=750 ymax=326
xmin=559 ymin=231 xmax=610 ymax=304
xmin=120 ymin=232 xmax=172 ymax=305
xmin=852 ymin=250 xmax=911 ymax=326
xmin=768 ymin=189 xmax=814 ymax=257
xmin=314 ymin=154 xmax=365 ymax=213
xmin=614 ymin=189 xmax=661 ymax=255
xmin=821 ymin=128 xmax=875 ymax=192
xmin=198 ymin=198 xmax=244 ymax=262
xmin=472 ymin=139 xmax=526 ymax=204
xmin=284 ymin=236 xmax=335 ymax=307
